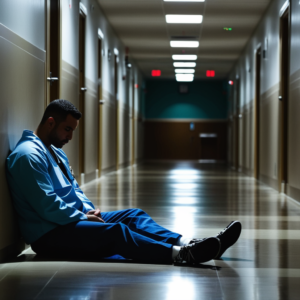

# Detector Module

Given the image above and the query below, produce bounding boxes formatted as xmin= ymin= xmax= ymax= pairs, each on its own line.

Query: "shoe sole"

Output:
xmin=190 ymin=237 xmax=221 ymax=264
xmin=215 ymin=221 xmax=242 ymax=259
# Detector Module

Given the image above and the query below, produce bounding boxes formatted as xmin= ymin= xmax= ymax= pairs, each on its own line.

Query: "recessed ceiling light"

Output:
xmin=175 ymin=69 xmax=195 ymax=73
xmin=170 ymin=41 xmax=199 ymax=48
xmin=173 ymin=62 xmax=196 ymax=67
xmin=166 ymin=15 xmax=203 ymax=24
xmin=176 ymin=74 xmax=194 ymax=82
xmin=172 ymin=55 xmax=197 ymax=60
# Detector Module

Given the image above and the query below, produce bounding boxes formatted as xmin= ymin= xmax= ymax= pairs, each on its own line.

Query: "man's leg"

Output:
xmin=31 ymin=221 xmax=173 ymax=263
xmin=101 ymin=208 xmax=182 ymax=245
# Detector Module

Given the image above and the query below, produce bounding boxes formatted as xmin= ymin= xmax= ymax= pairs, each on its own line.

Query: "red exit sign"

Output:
xmin=206 ymin=70 xmax=215 ymax=77
xmin=152 ymin=70 xmax=161 ymax=77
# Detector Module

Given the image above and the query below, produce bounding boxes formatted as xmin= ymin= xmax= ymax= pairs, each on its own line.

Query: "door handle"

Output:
xmin=279 ymin=96 xmax=283 ymax=101
xmin=81 ymin=87 xmax=87 ymax=92
xmin=47 ymin=77 xmax=59 ymax=86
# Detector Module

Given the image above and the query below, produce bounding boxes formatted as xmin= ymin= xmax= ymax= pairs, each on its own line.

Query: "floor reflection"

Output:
xmin=1 ymin=161 xmax=300 ymax=299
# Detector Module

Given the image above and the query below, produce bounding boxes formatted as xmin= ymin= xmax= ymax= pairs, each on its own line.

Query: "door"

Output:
xmin=79 ymin=12 xmax=86 ymax=183
xmin=278 ymin=8 xmax=290 ymax=192
xmin=131 ymin=80 xmax=135 ymax=165
xmin=254 ymin=47 xmax=261 ymax=179
xmin=98 ymin=38 xmax=103 ymax=177
xmin=46 ymin=0 xmax=60 ymax=104
xmin=234 ymin=79 xmax=240 ymax=171
xmin=115 ymin=54 xmax=119 ymax=170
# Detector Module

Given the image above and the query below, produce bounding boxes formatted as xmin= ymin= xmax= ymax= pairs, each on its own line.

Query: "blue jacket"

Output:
xmin=6 ymin=130 xmax=94 ymax=244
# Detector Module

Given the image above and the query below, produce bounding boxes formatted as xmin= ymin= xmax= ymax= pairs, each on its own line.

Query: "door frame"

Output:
xmin=234 ymin=78 xmax=240 ymax=171
xmin=114 ymin=54 xmax=119 ymax=170
xmin=131 ymin=80 xmax=135 ymax=166
xmin=97 ymin=36 xmax=103 ymax=177
xmin=278 ymin=4 xmax=290 ymax=192
xmin=254 ymin=45 xmax=261 ymax=180
xmin=78 ymin=8 xmax=86 ymax=183
xmin=45 ymin=0 xmax=62 ymax=106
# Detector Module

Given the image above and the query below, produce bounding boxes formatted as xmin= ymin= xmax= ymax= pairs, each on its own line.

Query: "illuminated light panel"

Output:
xmin=223 ymin=27 xmax=232 ymax=31
xmin=170 ymin=41 xmax=199 ymax=48
xmin=98 ymin=28 xmax=104 ymax=39
xmin=206 ymin=70 xmax=215 ymax=77
xmin=152 ymin=70 xmax=161 ymax=77
xmin=172 ymin=55 xmax=197 ymax=60
xmin=173 ymin=62 xmax=196 ymax=67
xmin=135 ymin=84 xmax=139 ymax=88
xmin=229 ymin=80 xmax=234 ymax=85
xmin=176 ymin=74 xmax=194 ymax=82
xmin=175 ymin=69 xmax=195 ymax=74
xmin=166 ymin=15 xmax=203 ymax=24
xmin=165 ymin=0 xmax=204 ymax=2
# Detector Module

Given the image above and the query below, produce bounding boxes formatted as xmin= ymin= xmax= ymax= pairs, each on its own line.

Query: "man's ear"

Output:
xmin=46 ymin=117 xmax=56 ymax=130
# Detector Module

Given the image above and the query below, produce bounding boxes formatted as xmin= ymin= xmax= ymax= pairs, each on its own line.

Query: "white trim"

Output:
xmin=79 ymin=2 xmax=87 ymax=16
xmin=98 ymin=28 xmax=104 ymax=39
xmin=254 ymin=43 xmax=262 ymax=54
xmin=144 ymin=119 xmax=228 ymax=122
xmin=279 ymin=0 xmax=289 ymax=17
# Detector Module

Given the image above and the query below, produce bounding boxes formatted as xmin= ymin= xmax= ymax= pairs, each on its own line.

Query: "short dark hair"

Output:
xmin=41 ymin=99 xmax=82 ymax=125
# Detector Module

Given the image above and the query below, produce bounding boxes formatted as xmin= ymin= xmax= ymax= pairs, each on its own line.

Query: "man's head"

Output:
xmin=39 ymin=99 xmax=82 ymax=148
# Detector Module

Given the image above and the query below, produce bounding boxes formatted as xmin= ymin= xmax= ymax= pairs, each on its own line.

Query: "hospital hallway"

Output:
xmin=0 ymin=162 xmax=299 ymax=300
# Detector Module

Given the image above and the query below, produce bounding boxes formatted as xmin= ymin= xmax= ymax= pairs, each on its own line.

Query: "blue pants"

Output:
xmin=31 ymin=208 xmax=181 ymax=263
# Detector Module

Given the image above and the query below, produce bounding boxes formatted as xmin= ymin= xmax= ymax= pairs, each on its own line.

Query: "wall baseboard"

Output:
xmin=286 ymin=185 xmax=300 ymax=205
xmin=118 ymin=161 xmax=131 ymax=169
xmin=259 ymin=174 xmax=278 ymax=191
xmin=241 ymin=166 xmax=253 ymax=177
xmin=0 ymin=239 xmax=25 ymax=263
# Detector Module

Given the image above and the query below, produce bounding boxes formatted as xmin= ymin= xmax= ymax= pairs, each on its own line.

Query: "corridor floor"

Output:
xmin=0 ymin=162 xmax=300 ymax=299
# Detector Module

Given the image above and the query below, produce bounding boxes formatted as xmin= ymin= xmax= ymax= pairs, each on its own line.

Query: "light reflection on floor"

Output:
xmin=0 ymin=161 xmax=300 ymax=299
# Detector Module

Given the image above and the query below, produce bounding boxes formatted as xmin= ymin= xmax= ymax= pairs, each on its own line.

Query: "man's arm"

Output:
xmin=7 ymin=152 xmax=88 ymax=225
xmin=73 ymin=185 xmax=95 ymax=213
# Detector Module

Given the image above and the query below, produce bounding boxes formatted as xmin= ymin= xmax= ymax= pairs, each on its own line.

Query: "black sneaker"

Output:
xmin=190 ymin=221 xmax=242 ymax=259
xmin=174 ymin=237 xmax=221 ymax=264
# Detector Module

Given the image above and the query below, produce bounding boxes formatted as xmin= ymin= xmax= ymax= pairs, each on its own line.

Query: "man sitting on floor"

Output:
xmin=6 ymin=99 xmax=242 ymax=264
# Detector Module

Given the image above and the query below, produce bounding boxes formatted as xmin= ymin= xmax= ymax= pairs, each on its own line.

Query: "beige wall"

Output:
xmin=0 ymin=17 xmax=46 ymax=257
xmin=229 ymin=0 xmax=300 ymax=201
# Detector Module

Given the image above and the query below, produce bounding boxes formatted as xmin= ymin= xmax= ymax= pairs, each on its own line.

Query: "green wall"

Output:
xmin=145 ymin=79 xmax=228 ymax=119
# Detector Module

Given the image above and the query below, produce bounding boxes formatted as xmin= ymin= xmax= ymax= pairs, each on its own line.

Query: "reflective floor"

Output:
xmin=1 ymin=162 xmax=300 ymax=299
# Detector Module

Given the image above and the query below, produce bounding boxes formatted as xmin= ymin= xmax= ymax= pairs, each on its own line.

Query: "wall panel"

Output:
xmin=0 ymin=24 xmax=45 ymax=257
xmin=144 ymin=121 xmax=227 ymax=160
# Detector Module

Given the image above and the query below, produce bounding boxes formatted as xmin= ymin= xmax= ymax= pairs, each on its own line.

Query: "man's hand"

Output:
xmin=86 ymin=209 xmax=105 ymax=223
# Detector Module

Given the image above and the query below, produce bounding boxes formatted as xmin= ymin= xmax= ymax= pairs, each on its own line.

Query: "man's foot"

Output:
xmin=190 ymin=220 xmax=242 ymax=259
xmin=174 ymin=237 xmax=221 ymax=264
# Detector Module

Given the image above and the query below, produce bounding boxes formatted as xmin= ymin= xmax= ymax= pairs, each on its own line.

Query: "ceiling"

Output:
xmin=97 ymin=0 xmax=272 ymax=79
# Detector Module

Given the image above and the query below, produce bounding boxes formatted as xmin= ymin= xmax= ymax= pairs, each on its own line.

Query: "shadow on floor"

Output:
xmin=4 ymin=253 xmax=221 ymax=270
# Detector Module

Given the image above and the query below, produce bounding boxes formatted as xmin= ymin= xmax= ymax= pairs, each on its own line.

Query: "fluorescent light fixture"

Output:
xmin=98 ymin=28 xmax=104 ymax=39
xmin=170 ymin=41 xmax=199 ymax=48
xmin=176 ymin=74 xmax=194 ymax=82
xmin=114 ymin=48 xmax=119 ymax=55
xmin=175 ymin=69 xmax=195 ymax=73
xmin=173 ymin=62 xmax=196 ymax=67
xmin=166 ymin=15 xmax=203 ymax=24
xmin=172 ymin=55 xmax=197 ymax=60
xmin=164 ymin=0 xmax=204 ymax=1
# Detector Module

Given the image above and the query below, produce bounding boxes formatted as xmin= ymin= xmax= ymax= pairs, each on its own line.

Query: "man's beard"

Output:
xmin=49 ymin=130 xmax=68 ymax=148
